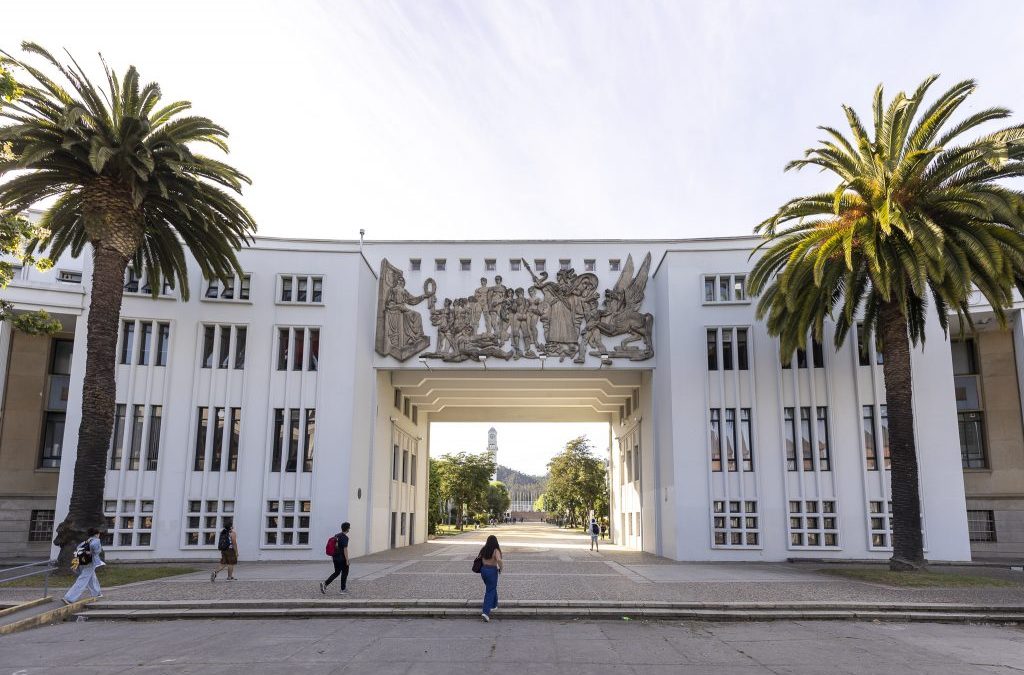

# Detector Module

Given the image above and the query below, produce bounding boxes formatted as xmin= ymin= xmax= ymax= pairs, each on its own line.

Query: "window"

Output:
xmin=193 ymin=407 xmax=209 ymax=471
xmin=460 ymin=259 xmax=471 ymax=271
xmin=410 ymin=452 xmax=417 ymax=486
xmin=412 ymin=405 xmax=418 ymax=424
xmin=816 ymin=407 xmax=831 ymax=471
xmin=400 ymin=512 xmax=407 ymax=536
xmin=967 ymin=510 xmax=996 ymax=542
xmin=270 ymin=408 xmax=314 ymax=473
xmin=707 ymin=327 xmax=749 ymax=371
xmin=710 ymin=408 xmax=752 ymax=472
xmin=559 ymin=259 xmax=571 ymax=271
xmin=39 ymin=412 xmax=65 ymax=469
xmin=202 ymin=326 xmax=215 ymax=368
xmin=57 ymin=270 xmax=82 ymax=283
xmin=485 ymin=259 xmax=496 ymax=272
xmin=785 ymin=407 xmax=830 ymax=471
xmin=146 ymin=406 xmax=162 ymax=471
xmin=28 ymin=509 xmax=55 ymax=542
xmin=394 ymin=388 xmax=402 ymax=410
xmin=240 ymin=274 xmax=251 ymax=300
xmin=724 ymin=408 xmax=736 ymax=471
xmin=228 ymin=408 xmax=241 ymax=471
xmin=864 ymin=404 xmax=890 ymax=471
xmin=410 ymin=259 xmax=421 ymax=271
xmin=784 ymin=408 xmax=796 ymax=471
xmin=510 ymin=259 xmax=522 ymax=271
xmin=128 ymin=405 xmax=145 ymax=470
xmin=138 ymin=322 xmax=153 ymax=366
xmin=156 ymin=323 xmax=170 ymax=366
xmin=120 ymin=321 xmax=135 ymax=365
xmin=102 ymin=499 xmax=154 ymax=548
xmin=277 ymin=328 xmax=289 ymax=370
xmin=205 ymin=273 xmax=251 ymax=301
xmin=584 ymin=259 xmax=596 ymax=272
xmin=435 ymin=259 xmax=446 ymax=272
xmin=124 ymin=267 xmax=140 ymax=293
xmin=702 ymin=274 xmax=749 ymax=304
xmin=402 ymin=449 xmax=409 ymax=482
xmin=109 ymin=404 xmax=126 ymax=470
xmin=124 ymin=268 xmax=172 ymax=297
xmin=609 ymin=259 xmax=620 ymax=272
xmin=218 ymin=326 xmax=231 ymax=369
xmin=534 ymin=259 xmax=546 ymax=272
xmin=857 ymin=323 xmax=884 ymax=366
xmin=264 ymin=500 xmax=311 ymax=547
xmin=712 ymin=500 xmax=759 ymax=547
xmin=205 ymin=278 xmax=220 ymax=298
xmin=234 ymin=327 xmax=247 ymax=370
xmin=277 ymin=327 xmax=318 ymax=371
xmin=799 ymin=407 xmax=812 ymax=471
xmin=739 ymin=408 xmax=753 ymax=471
xmin=308 ymin=328 xmax=319 ymax=371
xmin=210 ymin=408 xmax=226 ymax=472
xmin=782 ymin=340 xmax=824 ymax=369
xmin=278 ymin=275 xmax=323 ymax=304
xmin=959 ymin=411 xmax=987 ymax=469
xmin=869 ymin=500 xmax=893 ymax=548
xmin=393 ymin=444 xmax=400 ymax=481
xmin=788 ymin=500 xmax=838 ymax=548
xmin=403 ymin=397 xmax=411 ymax=418
xmin=184 ymin=500 xmax=234 ymax=547
xmin=51 ymin=339 xmax=73 ymax=375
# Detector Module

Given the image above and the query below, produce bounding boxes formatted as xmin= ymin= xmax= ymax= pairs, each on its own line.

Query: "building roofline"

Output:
xmin=248 ymin=233 xmax=763 ymax=246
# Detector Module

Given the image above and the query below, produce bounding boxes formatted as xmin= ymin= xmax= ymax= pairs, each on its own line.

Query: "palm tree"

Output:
xmin=749 ymin=76 xmax=1024 ymax=570
xmin=0 ymin=43 xmax=256 ymax=567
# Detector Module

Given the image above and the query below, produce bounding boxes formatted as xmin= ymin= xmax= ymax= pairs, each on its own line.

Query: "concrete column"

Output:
xmin=1013 ymin=309 xmax=1024 ymax=433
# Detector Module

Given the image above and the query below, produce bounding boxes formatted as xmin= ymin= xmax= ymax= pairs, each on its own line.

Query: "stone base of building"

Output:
xmin=966 ymin=498 xmax=1024 ymax=559
xmin=0 ymin=495 xmax=56 ymax=559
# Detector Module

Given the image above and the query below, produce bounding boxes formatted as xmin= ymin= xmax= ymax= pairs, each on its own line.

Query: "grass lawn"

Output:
xmin=820 ymin=567 xmax=1020 ymax=588
xmin=0 ymin=565 xmax=198 ymax=588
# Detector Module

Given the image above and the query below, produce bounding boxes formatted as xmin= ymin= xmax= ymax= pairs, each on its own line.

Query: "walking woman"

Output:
xmin=478 ymin=534 xmax=502 ymax=622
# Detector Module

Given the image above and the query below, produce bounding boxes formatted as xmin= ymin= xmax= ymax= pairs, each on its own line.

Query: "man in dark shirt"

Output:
xmin=320 ymin=522 xmax=351 ymax=594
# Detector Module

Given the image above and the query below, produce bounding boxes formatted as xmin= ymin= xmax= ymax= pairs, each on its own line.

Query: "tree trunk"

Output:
xmin=53 ymin=243 xmax=130 ymax=569
xmin=877 ymin=300 xmax=927 ymax=571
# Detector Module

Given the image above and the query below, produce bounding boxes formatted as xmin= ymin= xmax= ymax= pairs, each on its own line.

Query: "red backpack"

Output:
xmin=325 ymin=535 xmax=337 ymax=557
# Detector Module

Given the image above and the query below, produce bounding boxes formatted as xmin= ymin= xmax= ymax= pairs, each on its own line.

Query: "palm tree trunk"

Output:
xmin=53 ymin=243 xmax=130 ymax=569
xmin=877 ymin=300 xmax=927 ymax=571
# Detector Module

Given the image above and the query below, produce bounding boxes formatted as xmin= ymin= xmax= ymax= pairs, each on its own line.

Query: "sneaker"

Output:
xmin=481 ymin=613 xmax=490 ymax=622
xmin=210 ymin=571 xmax=216 ymax=583
xmin=227 ymin=577 xmax=237 ymax=581
xmin=61 ymin=598 xmax=71 ymax=606
xmin=319 ymin=582 xmax=326 ymax=595
xmin=339 ymin=588 xmax=349 ymax=594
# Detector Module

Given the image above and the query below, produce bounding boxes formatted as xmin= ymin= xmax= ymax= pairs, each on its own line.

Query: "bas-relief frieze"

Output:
xmin=374 ymin=254 xmax=654 ymax=363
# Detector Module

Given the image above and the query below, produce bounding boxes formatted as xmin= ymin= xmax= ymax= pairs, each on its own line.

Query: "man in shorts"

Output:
xmin=211 ymin=519 xmax=238 ymax=581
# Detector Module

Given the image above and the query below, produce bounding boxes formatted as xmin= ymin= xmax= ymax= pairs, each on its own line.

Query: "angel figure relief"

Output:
xmin=584 ymin=252 xmax=654 ymax=360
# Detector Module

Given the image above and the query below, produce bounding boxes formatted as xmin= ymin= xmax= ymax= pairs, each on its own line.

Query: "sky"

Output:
xmin=429 ymin=422 xmax=610 ymax=476
xmin=5 ymin=1 xmax=1024 ymax=242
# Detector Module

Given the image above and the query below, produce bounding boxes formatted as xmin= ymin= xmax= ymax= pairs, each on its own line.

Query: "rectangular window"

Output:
xmin=709 ymin=409 xmax=722 ymax=472
xmin=240 ymin=274 xmax=251 ymax=300
xmin=863 ymin=405 xmax=877 ymax=470
xmin=959 ymin=411 xmax=987 ymax=469
xmin=156 ymin=323 xmax=170 ymax=366
xmin=228 ymin=407 xmax=241 ymax=472
xmin=712 ymin=500 xmax=759 ymax=547
xmin=707 ymin=327 xmax=748 ymax=371
xmin=110 ymin=404 xmax=126 ymax=470
xmin=534 ymin=259 xmax=546 ymax=272
xmin=816 ymin=406 xmax=831 ymax=471
xmin=394 ymin=388 xmax=402 ymax=410
xmin=788 ymin=500 xmax=839 ymax=548
xmin=264 ymin=500 xmax=311 ymax=547
xmin=312 ymin=276 xmax=323 ymax=303
xmin=704 ymin=276 xmax=715 ymax=303
xmin=393 ymin=444 xmax=400 ymax=480
xmin=460 ymin=259 xmax=471 ymax=271
xmin=297 ymin=276 xmax=308 ymax=302
xmin=812 ymin=339 xmax=824 ymax=368
xmin=277 ymin=328 xmax=289 ymax=371
xmin=202 ymin=326 xmax=215 ymax=368
xmin=724 ymin=408 xmax=737 ymax=471
xmin=210 ymin=407 xmax=225 ymax=472
xmin=205 ymin=278 xmax=220 ymax=298
xmin=404 ymin=397 xmax=411 ymax=418
xmin=584 ymin=259 xmax=596 ymax=272
xmin=733 ymin=275 xmax=746 ymax=301
xmin=271 ymin=409 xmax=284 ymax=472
xmin=410 ymin=258 xmax=421 ymax=271
xmin=308 ymin=328 xmax=319 ymax=371
xmin=609 ymin=259 xmax=620 ymax=272
xmin=124 ymin=268 xmax=140 ymax=293
xmin=435 ymin=259 xmax=446 ymax=271
xmin=101 ymin=499 xmax=154 ymax=548
xmin=281 ymin=276 xmax=293 ymax=302
xmin=58 ymin=270 xmax=82 ymax=283
xmin=702 ymin=274 xmax=750 ymax=304
xmin=484 ymin=259 xmax=496 ymax=271
xmin=402 ymin=449 xmax=409 ymax=483
xmin=559 ymin=259 xmax=571 ymax=271
xmin=39 ymin=411 xmax=65 ymax=469
xmin=400 ymin=512 xmax=407 ymax=535
xmin=234 ymin=327 xmax=246 ymax=369
xmin=412 ymin=406 xmax=418 ymax=425
xmin=410 ymin=453 xmax=417 ymax=486
xmin=128 ymin=404 xmax=145 ymax=470
xmin=184 ymin=500 xmax=233 ymax=547
xmin=286 ymin=409 xmax=300 ymax=472
xmin=722 ymin=328 xmax=734 ymax=371
xmin=967 ymin=510 xmax=996 ymax=542
xmin=138 ymin=322 xmax=152 ymax=366
xmin=740 ymin=408 xmax=753 ymax=471
xmin=28 ymin=509 xmax=55 ymax=542
xmin=145 ymin=405 xmax=161 ymax=471
xmin=221 ymin=275 xmax=235 ymax=299
xmin=719 ymin=276 xmax=731 ymax=302
xmin=293 ymin=327 xmax=305 ymax=371
xmin=193 ymin=407 xmax=208 ymax=471
xmin=303 ymin=409 xmax=315 ymax=472
xmin=784 ymin=407 xmax=796 ymax=471
xmin=857 ymin=323 xmax=884 ymax=366
xmin=880 ymin=405 xmax=890 ymax=470
xmin=799 ymin=407 xmax=813 ymax=471
xmin=120 ymin=321 xmax=135 ymax=365
xmin=218 ymin=325 xmax=231 ymax=369
xmin=869 ymin=500 xmax=893 ymax=548
xmin=737 ymin=329 xmax=748 ymax=370
xmin=707 ymin=329 xmax=718 ymax=371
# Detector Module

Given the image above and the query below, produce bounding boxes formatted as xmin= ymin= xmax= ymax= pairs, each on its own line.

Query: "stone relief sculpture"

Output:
xmin=375 ymin=253 xmax=654 ymax=363
xmin=375 ymin=259 xmax=436 ymax=361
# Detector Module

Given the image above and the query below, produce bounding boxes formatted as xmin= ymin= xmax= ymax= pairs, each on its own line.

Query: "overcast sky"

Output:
xmin=6 ymin=1 xmax=1024 ymax=242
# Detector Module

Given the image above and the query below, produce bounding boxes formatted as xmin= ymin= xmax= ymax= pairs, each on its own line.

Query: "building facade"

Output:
xmin=0 ymin=233 xmax=1019 ymax=561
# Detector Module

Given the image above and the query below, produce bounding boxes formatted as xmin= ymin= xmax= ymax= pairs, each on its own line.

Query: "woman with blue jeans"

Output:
xmin=479 ymin=535 xmax=502 ymax=622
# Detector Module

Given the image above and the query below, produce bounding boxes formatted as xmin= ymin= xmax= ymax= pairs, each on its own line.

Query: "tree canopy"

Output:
xmin=545 ymin=436 xmax=608 ymax=528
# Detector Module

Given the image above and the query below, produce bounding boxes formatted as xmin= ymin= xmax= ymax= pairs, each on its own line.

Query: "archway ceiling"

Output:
xmin=389 ymin=369 xmax=644 ymax=423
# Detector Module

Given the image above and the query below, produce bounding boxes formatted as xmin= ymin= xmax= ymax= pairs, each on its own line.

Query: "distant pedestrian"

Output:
xmin=320 ymin=522 xmax=351 ymax=594
xmin=600 ymin=523 xmax=607 ymax=540
xmin=62 ymin=527 xmax=104 ymax=604
xmin=211 ymin=519 xmax=238 ymax=582
xmin=589 ymin=518 xmax=600 ymax=551
xmin=478 ymin=534 xmax=502 ymax=622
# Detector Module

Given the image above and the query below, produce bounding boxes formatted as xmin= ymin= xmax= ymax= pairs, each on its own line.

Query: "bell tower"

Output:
xmin=487 ymin=427 xmax=498 ymax=479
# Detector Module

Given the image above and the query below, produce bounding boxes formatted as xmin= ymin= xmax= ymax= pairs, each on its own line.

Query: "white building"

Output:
xmin=0 ymin=235 xmax=986 ymax=562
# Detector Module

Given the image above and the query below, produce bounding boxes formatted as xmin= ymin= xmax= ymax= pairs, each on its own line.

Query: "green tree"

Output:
xmin=0 ymin=44 xmax=256 ymax=567
xmin=486 ymin=481 xmax=511 ymax=518
xmin=546 ymin=436 xmax=607 ymax=528
xmin=0 ymin=212 xmax=61 ymax=335
xmin=427 ymin=457 xmax=443 ymax=534
xmin=434 ymin=452 xmax=495 ymax=529
xmin=749 ymin=76 xmax=1024 ymax=570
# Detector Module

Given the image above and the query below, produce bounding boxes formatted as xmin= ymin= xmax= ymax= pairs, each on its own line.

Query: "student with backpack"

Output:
xmin=210 ymin=519 xmax=238 ymax=582
xmin=62 ymin=527 xmax=104 ymax=605
xmin=589 ymin=518 xmax=600 ymax=551
xmin=320 ymin=522 xmax=350 ymax=594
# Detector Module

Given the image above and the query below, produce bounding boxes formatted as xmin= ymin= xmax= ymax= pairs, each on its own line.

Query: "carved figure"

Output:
xmin=527 ymin=285 xmax=549 ymax=347
xmin=510 ymin=288 xmax=537 ymax=359
xmin=429 ymin=298 xmax=455 ymax=356
xmin=587 ymin=253 xmax=654 ymax=360
xmin=472 ymin=278 xmax=489 ymax=334
xmin=446 ymin=325 xmax=513 ymax=362
xmin=525 ymin=260 xmax=598 ymax=362
xmin=375 ymin=259 xmax=435 ymax=361
xmin=486 ymin=275 xmax=507 ymax=336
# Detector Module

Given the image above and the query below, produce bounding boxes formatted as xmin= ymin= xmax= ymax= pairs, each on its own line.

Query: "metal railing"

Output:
xmin=0 ymin=559 xmax=57 ymax=598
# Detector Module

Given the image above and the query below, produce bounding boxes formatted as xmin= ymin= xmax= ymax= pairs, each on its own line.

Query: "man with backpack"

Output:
xmin=62 ymin=527 xmax=104 ymax=605
xmin=320 ymin=522 xmax=351 ymax=594
xmin=210 ymin=519 xmax=238 ymax=582
xmin=589 ymin=518 xmax=600 ymax=552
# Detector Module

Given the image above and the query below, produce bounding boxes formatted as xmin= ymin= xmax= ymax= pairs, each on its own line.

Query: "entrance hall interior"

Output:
xmin=368 ymin=369 xmax=654 ymax=555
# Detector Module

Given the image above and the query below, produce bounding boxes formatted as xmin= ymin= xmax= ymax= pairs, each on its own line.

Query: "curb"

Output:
xmin=0 ymin=596 xmax=51 ymax=619
xmin=0 ymin=597 xmax=95 ymax=635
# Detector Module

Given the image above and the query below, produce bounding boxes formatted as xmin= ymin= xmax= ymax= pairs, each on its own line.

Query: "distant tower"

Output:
xmin=487 ymin=427 xmax=498 ymax=479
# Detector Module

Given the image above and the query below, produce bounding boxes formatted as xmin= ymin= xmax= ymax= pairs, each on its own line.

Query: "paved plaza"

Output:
xmin=4 ymin=616 xmax=1024 ymax=674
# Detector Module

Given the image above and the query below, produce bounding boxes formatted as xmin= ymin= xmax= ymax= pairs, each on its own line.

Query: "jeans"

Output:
xmin=64 ymin=565 xmax=101 ymax=603
xmin=325 ymin=558 xmax=349 ymax=590
xmin=480 ymin=565 xmax=499 ymax=616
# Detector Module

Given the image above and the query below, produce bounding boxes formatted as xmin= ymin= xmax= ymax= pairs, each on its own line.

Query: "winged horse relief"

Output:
xmin=584 ymin=252 xmax=655 ymax=360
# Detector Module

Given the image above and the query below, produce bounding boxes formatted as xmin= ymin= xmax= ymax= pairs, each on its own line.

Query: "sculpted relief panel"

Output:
xmin=375 ymin=254 xmax=654 ymax=364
